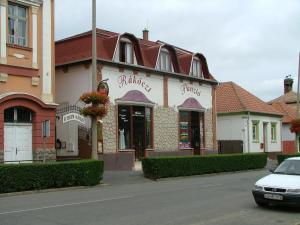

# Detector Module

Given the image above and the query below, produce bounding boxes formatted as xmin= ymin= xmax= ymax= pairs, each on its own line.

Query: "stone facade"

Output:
xmin=0 ymin=150 xmax=3 ymax=162
xmin=102 ymin=103 xmax=117 ymax=153
xmin=154 ymin=106 xmax=178 ymax=151
xmin=204 ymin=108 xmax=214 ymax=150
xmin=33 ymin=148 xmax=56 ymax=161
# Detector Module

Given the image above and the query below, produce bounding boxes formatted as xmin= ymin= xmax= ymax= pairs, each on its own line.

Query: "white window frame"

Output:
xmin=119 ymin=39 xmax=133 ymax=64
xmin=252 ymin=121 xmax=259 ymax=142
xmin=191 ymin=57 xmax=202 ymax=77
xmin=158 ymin=49 xmax=172 ymax=72
xmin=271 ymin=122 xmax=277 ymax=142
xmin=8 ymin=3 xmax=28 ymax=47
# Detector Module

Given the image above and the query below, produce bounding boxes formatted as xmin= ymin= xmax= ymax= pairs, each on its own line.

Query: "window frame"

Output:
xmin=271 ymin=122 xmax=277 ymax=142
xmin=252 ymin=120 xmax=259 ymax=143
xmin=119 ymin=40 xmax=133 ymax=64
xmin=191 ymin=57 xmax=202 ymax=78
xmin=8 ymin=2 xmax=28 ymax=47
xmin=158 ymin=49 xmax=172 ymax=72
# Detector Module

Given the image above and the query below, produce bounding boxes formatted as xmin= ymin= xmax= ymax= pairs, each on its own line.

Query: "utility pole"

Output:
xmin=296 ymin=52 xmax=300 ymax=152
xmin=91 ymin=0 xmax=98 ymax=159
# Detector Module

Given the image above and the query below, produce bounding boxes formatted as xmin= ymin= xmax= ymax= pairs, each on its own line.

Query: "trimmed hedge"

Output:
xmin=142 ymin=153 xmax=267 ymax=179
xmin=277 ymin=154 xmax=300 ymax=165
xmin=0 ymin=160 xmax=103 ymax=194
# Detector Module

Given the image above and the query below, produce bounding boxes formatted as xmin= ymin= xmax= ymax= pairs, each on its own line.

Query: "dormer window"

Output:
xmin=119 ymin=40 xmax=133 ymax=64
xmin=191 ymin=58 xmax=202 ymax=78
xmin=8 ymin=3 xmax=27 ymax=47
xmin=158 ymin=49 xmax=173 ymax=72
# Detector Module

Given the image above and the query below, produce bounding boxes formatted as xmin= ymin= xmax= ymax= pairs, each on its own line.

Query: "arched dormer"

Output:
xmin=114 ymin=33 xmax=144 ymax=65
xmin=191 ymin=53 xmax=211 ymax=79
xmin=156 ymin=45 xmax=181 ymax=73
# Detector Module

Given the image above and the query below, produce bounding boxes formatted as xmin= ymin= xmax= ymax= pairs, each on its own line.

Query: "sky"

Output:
xmin=55 ymin=0 xmax=300 ymax=101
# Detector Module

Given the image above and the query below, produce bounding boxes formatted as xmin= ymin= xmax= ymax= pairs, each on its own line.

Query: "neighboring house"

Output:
xmin=0 ymin=0 xmax=56 ymax=163
xmin=55 ymin=28 xmax=218 ymax=169
xmin=269 ymin=76 xmax=299 ymax=154
xmin=216 ymin=82 xmax=283 ymax=155
xmin=271 ymin=102 xmax=297 ymax=154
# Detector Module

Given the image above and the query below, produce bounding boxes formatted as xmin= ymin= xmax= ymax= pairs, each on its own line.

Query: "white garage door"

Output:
xmin=4 ymin=124 xmax=32 ymax=163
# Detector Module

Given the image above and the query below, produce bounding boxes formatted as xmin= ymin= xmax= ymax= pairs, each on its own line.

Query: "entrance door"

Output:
xmin=132 ymin=106 xmax=145 ymax=160
xmin=191 ymin=111 xmax=200 ymax=155
xmin=4 ymin=124 xmax=32 ymax=162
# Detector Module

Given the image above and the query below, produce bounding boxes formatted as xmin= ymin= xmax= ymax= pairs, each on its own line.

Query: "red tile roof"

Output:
xmin=216 ymin=82 xmax=282 ymax=116
xmin=271 ymin=102 xmax=296 ymax=123
xmin=55 ymin=28 xmax=216 ymax=81
xmin=268 ymin=91 xmax=298 ymax=104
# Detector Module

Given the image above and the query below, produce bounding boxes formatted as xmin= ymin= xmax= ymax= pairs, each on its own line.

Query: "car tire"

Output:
xmin=255 ymin=200 xmax=268 ymax=207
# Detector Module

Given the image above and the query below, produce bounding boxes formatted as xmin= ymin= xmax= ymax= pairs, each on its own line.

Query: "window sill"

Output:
xmin=271 ymin=140 xmax=277 ymax=143
xmin=118 ymin=149 xmax=135 ymax=152
xmin=7 ymin=43 xmax=32 ymax=52
xmin=252 ymin=140 xmax=260 ymax=143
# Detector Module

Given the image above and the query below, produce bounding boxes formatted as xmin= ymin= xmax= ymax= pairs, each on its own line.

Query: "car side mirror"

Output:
xmin=269 ymin=168 xmax=275 ymax=173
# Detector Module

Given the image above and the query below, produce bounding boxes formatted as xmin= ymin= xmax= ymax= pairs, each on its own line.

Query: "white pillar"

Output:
xmin=42 ymin=0 xmax=53 ymax=102
xmin=32 ymin=6 xmax=38 ymax=69
xmin=0 ymin=0 xmax=7 ymax=64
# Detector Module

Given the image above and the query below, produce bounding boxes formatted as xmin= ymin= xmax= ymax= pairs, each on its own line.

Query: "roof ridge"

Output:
xmin=230 ymin=82 xmax=247 ymax=111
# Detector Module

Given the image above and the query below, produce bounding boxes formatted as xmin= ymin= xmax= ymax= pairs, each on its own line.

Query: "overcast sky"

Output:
xmin=55 ymin=0 xmax=300 ymax=101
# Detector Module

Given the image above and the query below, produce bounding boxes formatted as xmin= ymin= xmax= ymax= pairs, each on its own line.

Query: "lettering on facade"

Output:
xmin=181 ymin=83 xmax=201 ymax=96
xmin=118 ymin=75 xmax=152 ymax=92
xmin=63 ymin=113 xmax=85 ymax=124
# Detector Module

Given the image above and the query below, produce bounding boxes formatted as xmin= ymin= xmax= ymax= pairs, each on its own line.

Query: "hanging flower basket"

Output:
xmin=290 ymin=118 xmax=300 ymax=133
xmin=80 ymin=92 xmax=109 ymax=105
xmin=81 ymin=105 xmax=108 ymax=117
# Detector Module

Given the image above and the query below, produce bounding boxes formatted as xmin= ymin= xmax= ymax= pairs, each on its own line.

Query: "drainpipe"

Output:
xmin=247 ymin=112 xmax=250 ymax=153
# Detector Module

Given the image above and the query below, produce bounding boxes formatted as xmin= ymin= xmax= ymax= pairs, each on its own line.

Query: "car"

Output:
xmin=252 ymin=157 xmax=300 ymax=207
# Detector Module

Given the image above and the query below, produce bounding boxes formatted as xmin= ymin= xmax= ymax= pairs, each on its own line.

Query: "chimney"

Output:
xmin=143 ymin=28 xmax=149 ymax=41
xmin=284 ymin=75 xmax=293 ymax=94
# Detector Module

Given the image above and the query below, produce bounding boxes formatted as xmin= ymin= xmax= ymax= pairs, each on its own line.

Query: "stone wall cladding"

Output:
xmin=0 ymin=150 xmax=3 ymax=162
xmin=33 ymin=148 xmax=56 ymax=161
xmin=154 ymin=106 xmax=178 ymax=152
xmin=102 ymin=104 xmax=117 ymax=153
xmin=204 ymin=109 xmax=214 ymax=150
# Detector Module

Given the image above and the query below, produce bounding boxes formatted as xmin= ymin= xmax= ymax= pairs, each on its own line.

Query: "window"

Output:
xmin=119 ymin=41 xmax=133 ymax=64
xmin=8 ymin=3 xmax=27 ymax=47
xmin=118 ymin=106 xmax=131 ymax=149
xmin=252 ymin=121 xmax=259 ymax=142
xmin=4 ymin=107 xmax=32 ymax=123
xmin=271 ymin=123 xmax=277 ymax=142
xmin=191 ymin=58 xmax=202 ymax=77
xmin=158 ymin=49 xmax=172 ymax=72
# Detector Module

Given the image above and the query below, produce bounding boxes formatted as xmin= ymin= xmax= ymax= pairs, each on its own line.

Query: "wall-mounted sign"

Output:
xmin=63 ymin=113 xmax=85 ymax=124
xmin=181 ymin=83 xmax=201 ymax=96
xmin=97 ymin=79 xmax=109 ymax=96
xmin=118 ymin=75 xmax=152 ymax=93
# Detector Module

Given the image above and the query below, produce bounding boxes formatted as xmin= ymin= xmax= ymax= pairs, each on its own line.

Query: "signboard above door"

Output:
xmin=63 ymin=113 xmax=85 ymax=124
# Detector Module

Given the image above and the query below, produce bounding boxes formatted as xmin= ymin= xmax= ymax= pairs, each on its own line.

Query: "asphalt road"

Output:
xmin=0 ymin=170 xmax=299 ymax=225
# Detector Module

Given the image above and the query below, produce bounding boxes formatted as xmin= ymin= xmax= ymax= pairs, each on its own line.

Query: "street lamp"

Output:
xmin=91 ymin=0 xmax=98 ymax=159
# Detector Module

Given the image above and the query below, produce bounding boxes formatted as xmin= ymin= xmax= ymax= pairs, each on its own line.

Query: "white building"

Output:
xmin=216 ymin=82 xmax=283 ymax=155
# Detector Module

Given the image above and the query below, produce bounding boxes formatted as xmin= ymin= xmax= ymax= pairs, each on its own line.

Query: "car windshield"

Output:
xmin=274 ymin=160 xmax=300 ymax=175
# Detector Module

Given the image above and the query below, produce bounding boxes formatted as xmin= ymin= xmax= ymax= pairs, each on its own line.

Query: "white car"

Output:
xmin=252 ymin=157 xmax=300 ymax=207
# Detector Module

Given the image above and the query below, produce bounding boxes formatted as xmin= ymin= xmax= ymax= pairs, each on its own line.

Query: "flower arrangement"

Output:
xmin=80 ymin=92 xmax=109 ymax=105
xmin=290 ymin=118 xmax=300 ymax=133
xmin=81 ymin=105 xmax=108 ymax=117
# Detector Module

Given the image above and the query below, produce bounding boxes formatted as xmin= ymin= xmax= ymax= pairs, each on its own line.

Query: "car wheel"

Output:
xmin=255 ymin=200 xmax=268 ymax=207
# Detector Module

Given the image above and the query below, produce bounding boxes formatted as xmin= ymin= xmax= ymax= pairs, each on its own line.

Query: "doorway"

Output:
xmin=118 ymin=105 xmax=153 ymax=160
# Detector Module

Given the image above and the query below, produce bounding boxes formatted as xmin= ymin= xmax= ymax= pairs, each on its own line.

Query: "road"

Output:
xmin=0 ymin=170 xmax=299 ymax=225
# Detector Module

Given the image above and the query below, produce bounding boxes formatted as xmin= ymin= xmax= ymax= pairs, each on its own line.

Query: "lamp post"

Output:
xmin=91 ymin=0 xmax=98 ymax=159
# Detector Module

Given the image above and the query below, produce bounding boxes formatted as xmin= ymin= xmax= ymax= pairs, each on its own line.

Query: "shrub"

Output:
xmin=0 ymin=160 xmax=103 ymax=194
xmin=142 ymin=153 xmax=267 ymax=179
xmin=277 ymin=154 xmax=300 ymax=165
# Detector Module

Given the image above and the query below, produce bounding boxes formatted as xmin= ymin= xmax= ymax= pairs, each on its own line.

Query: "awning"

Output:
xmin=178 ymin=97 xmax=205 ymax=112
xmin=115 ymin=90 xmax=155 ymax=106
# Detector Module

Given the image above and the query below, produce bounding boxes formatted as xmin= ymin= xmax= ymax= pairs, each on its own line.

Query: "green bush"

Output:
xmin=277 ymin=154 xmax=300 ymax=165
xmin=0 ymin=160 xmax=103 ymax=194
xmin=142 ymin=153 xmax=267 ymax=179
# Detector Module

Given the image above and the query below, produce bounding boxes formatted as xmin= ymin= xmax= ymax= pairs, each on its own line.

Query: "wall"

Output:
xmin=217 ymin=115 xmax=244 ymax=141
xmin=282 ymin=123 xmax=294 ymax=141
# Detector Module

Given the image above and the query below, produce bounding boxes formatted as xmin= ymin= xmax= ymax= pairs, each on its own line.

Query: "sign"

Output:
xmin=63 ymin=113 xmax=85 ymax=124
xmin=181 ymin=83 xmax=201 ymax=96
xmin=97 ymin=79 xmax=109 ymax=96
xmin=118 ymin=74 xmax=152 ymax=92
xmin=42 ymin=120 xmax=50 ymax=138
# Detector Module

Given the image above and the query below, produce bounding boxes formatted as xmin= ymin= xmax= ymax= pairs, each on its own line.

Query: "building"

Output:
xmin=55 ymin=28 xmax=218 ymax=169
xmin=0 ymin=0 xmax=56 ymax=162
xmin=216 ymin=82 xmax=283 ymax=155
xmin=269 ymin=76 xmax=299 ymax=154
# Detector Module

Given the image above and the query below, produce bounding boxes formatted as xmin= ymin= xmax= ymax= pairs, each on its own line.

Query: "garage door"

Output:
xmin=4 ymin=124 xmax=32 ymax=163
